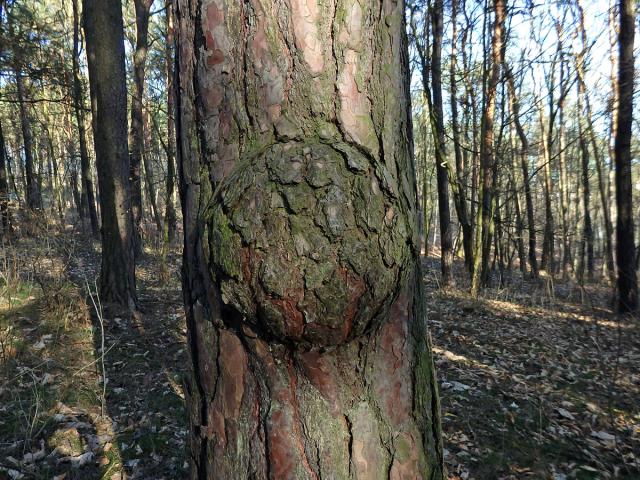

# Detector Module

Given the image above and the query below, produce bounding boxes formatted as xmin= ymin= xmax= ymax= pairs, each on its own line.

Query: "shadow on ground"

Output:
xmin=423 ymin=257 xmax=640 ymax=479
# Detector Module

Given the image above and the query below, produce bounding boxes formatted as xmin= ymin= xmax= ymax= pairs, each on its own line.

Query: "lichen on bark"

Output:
xmin=204 ymin=140 xmax=411 ymax=348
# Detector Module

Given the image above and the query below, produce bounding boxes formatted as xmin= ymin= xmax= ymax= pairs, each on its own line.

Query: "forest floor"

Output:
xmin=424 ymin=258 xmax=640 ymax=479
xmin=0 ymin=227 xmax=638 ymax=479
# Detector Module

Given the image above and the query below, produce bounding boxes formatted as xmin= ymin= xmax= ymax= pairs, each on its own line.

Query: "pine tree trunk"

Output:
xmin=0 ymin=118 xmax=10 ymax=236
xmin=14 ymin=66 xmax=42 ymax=211
xmin=430 ymin=0 xmax=454 ymax=286
xmin=557 ymin=57 xmax=572 ymax=279
xmin=143 ymin=108 xmax=163 ymax=235
xmin=415 ymin=0 xmax=454 ymax=286
xmin=130 ymin=0 xmax=153 ymax=256
xmin=164 ymin=0 xmax=177 ymax=246
xmin=539 ymin=106 xmax=555 ymax=273
xmin=72 ymin=0 xmax=99 ymax=238
xmin=175 ymin=0 xmax=444 ymax=477
xmin=577 ymin=91 xmax=594 ymax=283
xmin=471 ymin=0 xmax=505 ymax=295
xmin=449 ymin=0 xmax=473 ymax=274
xmin=83 ymin=0 xmax=137 ymax=308
xmin=614 ymin=0 xmax=637 ymax=312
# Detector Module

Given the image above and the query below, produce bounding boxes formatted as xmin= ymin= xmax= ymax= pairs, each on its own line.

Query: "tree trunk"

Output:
xmin=539 ymin=105 xmax=555 ymax=273
xmin=164 ymin=0 xmax=177 ymax=246
xmin=0 ymin=118 xmax=10 ymax=236
xmin=130 ymin=0 xmax=153 ymax=256
xmin=574 ymin=0 xmax=615 ymax=284
xmin=471 ymin=0 xmax=505 ymax=295
xmin=175 ymin=0 xmax=444 ymax=477
xmin=72 ymin=0 xmax=99 ymax=238
xmin=614 ymin=0 xmax=637 ymax=312
xmin=507 ymin=109 xmax=526 ymax=274
xmin=414 ymin=0 xmax=454 ymax=286
xmin=557 ymin=53 xmax=572 ymax=279
xmin=577 ymin=88 xmax=594 ymax=283
xmin=430 ymin=0 xmax=454 ymax=286
xmin=449 ymin=0 xmax=473 ymax=275
xmin=83 ymin=0 xmax=137 ymax=308
xmin=14 ymin=66 xmax=42 ymax=211
xmin=143 ymin=107 xmax=163 ymax=235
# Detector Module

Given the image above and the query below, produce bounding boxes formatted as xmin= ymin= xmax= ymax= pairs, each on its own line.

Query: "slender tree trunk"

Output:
xmin=14 ymin=66 xmax=42 ymax=211
xmin=164 ymin=0 xmax=177 ymax=246
xmin=557 ymin=51 xmax=572 ymax=279
xmin=43 ymin=122 xmax=64 ymax=224
xmin=508 ymin=118 xmax=526 ymax=273
xmin=83 ymin=0 xmax=137 ymax=308
xmin=0 ymin=118 xmax=10 ymax=236
xmin=614 ymin=0 xmax=637 ymax=312
xmin=539 ymin=106 xmax=555 ymax=273
xmin=416 ymin=0 xmax=454 ymax=286
xmin=72 ymin=0 xmax=99 ymax=238
xmin=577 ymin=87 xmax=594 ymax=283
xmin=449 ymin=0 xmax=473 ymax=275
xmin=574 ymin=0 xmax=615 ymax=284
xmin=430 ymin=0 xmax=454 ymax=286
xmin=143 ymin=107 xmax=163 ymax=235
xmin=175 ymin=0 xmax=444 ymax=477
xmin=129 ymin=0 xmax=153 ymax=256
xmin=471 ymin=0 xmax=505 ymax=295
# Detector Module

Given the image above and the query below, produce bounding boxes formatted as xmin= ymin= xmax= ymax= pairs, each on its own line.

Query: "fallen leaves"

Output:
xmin=424 ymin=257 xmax=640 ymax=479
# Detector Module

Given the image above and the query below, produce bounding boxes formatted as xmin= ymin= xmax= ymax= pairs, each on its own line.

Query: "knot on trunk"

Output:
xmin=204 ymin=141 xmax=411 ymax=347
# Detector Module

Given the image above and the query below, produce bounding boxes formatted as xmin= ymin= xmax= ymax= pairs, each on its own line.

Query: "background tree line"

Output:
xmin=409 ymin=0 xmax=638 ymax=313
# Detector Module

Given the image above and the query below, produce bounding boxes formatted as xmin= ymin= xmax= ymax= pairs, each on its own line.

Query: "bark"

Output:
xmin=614 ymin=0 xmax=637 ymax=312
xmin=557 ymin=48 xmax=572 ymax=279
xmin=72 ymin=0 xmax=99 ymax=238
xmin=164 ymin=0 xmax=177 ymax=246
xmin=42 ymin=120 xmax=64 ymax=223
xmin=130 ymin=0 xmax=153 ymax=256
xmin=0 ymin=118 xmax=10 ymax=236
xmin=577 ymin=85 xmax=594 ymax=283
xmin=429 ymin=0 xmax=453 ymax=286
xmin=539 ymin=103 xmax=555 ymax=273
xmin=143 ymin=107 xmax=163 ymax=235
xmin=573 ymin=5 xmax=593 ymax=282
xmin=471 ymin=0 xmax=505 ymax=295
xmin=504 ymin=68 xmax=538 ymax=278
xmin=83 ymin=0 xmax=137 ymax=308
xmin=412 ymin=0 xmax=454 ymax=285
xmin=14 ymin=66 xmax=42 ymax=211
xmin=175 ymin=0 xmax=444 ymax=477
xmin=449 ymin=0 xmax=473 ymax=274
xmin=575 ymin=0 xmax=615 ymax=284
xmin=507 ymin=104 xmax=526 ymax=274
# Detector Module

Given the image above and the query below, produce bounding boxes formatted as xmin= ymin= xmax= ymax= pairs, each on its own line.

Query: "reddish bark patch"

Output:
xmin=374 ymin=292 xmax=412 ymax=425
xmin=271 ymin=296 xmax=304 ymax=339
xmin=267 ymin=409 xmax=297 ymax=479
xmin=205 ymin=85 xmax=223 ymax=109
xmin=389 ymin=432 xmax=420 ymax=479
xmin=205 ymin=1 xmax=224 ymax=29
xmin=341 ymin=268 xmax=366 ymax=340
xmin=287 ymin=361 xmax=320 ymax=480
xmin=209 ymin=407 xmax=226 ymax=447
xmin=298 ymin=350 xmax=341 ymax=414
xmin=218 ymin=330 xmax=246 ymax=419
xmin=207 ymin=48 xmax=224 ymax=66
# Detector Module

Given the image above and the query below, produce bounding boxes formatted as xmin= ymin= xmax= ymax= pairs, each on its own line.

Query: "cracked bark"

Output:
xmin=83 ymin=0 xmax=137 ymax=308
xmin=175 ymin=0 xmax=444 ymax=478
